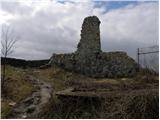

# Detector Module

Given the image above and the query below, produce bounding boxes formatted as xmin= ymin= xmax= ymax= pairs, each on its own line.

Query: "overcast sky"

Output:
xmin=0 ymin=0 xmax=159 ymax=60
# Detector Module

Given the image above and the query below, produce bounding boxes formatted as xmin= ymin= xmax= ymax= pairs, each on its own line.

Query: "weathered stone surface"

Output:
xmin=49 ymin=16 xmax=138 ymax=78
xmin=76 ymin=16 xmax=101 ymax=56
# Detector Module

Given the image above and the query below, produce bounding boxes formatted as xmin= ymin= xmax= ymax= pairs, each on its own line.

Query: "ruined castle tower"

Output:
xmin=50 ymin=16 xmax=137 ymax=78
xmin=76 ymin=16 xmax=101 ymax=55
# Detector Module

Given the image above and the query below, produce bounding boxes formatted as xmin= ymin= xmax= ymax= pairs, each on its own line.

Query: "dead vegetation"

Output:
xmin=38 ymin=89 xmax=158 ymax=119
xmin=36 ymin=65 xmax=158 ymax=119
xmin=1 ymin=65 xmax=159 ymax=119
xmin=1 ymin=66 xmax=34 ymax=118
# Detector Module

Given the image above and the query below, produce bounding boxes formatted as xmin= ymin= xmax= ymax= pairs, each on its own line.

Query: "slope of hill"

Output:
xmin=1 ymin=64 xmax=159 ymax=119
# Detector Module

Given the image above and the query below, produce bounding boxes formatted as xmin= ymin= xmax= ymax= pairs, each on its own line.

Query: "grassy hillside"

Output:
xmin=1 ymin=65 xmax=159 ymax=119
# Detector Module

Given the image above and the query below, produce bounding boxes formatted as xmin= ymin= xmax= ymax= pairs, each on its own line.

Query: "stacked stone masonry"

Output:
xmin=49 ymin=16 xmax=138 ymax=78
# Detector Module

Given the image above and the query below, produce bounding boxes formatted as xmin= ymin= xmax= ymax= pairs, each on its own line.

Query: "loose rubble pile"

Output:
xmin=49 ymin=16 xmax=138 ymax=78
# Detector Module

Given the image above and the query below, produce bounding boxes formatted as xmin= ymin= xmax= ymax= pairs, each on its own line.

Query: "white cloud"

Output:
xmin=97 ymin=2 xmax=158 ymax=58
xmin=0 ymin=1 xmax=158 ymax=60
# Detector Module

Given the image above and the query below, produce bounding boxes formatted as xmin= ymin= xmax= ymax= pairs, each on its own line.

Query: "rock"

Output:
xmin=23 ymin=97 xmax=34 ymax=105
xmin=49 ymin=16 xmax=138 ymax=78
xmin=10 ymin=75 xmax=53 ymax=119
xmin=9 ymin=102 xmax=16 ymax=106
xmin=22 ymin=114 xmax=27 ymax=118
xmin=25 ymin=105 xmax=36 ymax=113
xmin=33 ymin=97 xmax=40 ymax=105
xmin=121 ymin=78 xmax=127 ymax=81
xmin=14 ymin=105 xmax=26 ymax=113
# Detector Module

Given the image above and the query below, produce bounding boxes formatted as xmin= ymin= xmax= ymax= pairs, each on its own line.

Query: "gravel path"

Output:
xmin=9 ymin=75 xmax=53 ymax=119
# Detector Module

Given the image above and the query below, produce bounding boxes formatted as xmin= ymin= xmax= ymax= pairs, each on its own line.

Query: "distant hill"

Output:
xmin=1 ymin=57 xmax=49 ymax=68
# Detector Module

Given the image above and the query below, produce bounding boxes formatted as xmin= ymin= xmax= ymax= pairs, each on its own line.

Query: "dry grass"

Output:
xmin=99 ymin=92 xmax=159 ymax=119
xmin=31 ymin=65 xmax=92 ymax=91
xmin=35 ymin=66 xmax=159 ymax=119
xmin=1 ymin=99 xmax=13 ymax=118
xmin=1 ymin=65 xmax=34 ymax=118
xmin=37 ymin=89 xmax=158 ymax=119
xmin=1 ymin=65 xmax=159 ymax=119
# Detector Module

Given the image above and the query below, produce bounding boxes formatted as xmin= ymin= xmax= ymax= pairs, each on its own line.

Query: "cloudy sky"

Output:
xmin=0 ymin=0 xmax=159 ymax=60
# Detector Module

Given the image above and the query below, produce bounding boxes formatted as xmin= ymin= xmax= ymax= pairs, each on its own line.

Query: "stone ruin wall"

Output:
xmin=49 ymin=16 xmax=138 ymax=78
xmin=76 ymin=16 xmax=101 ymax=56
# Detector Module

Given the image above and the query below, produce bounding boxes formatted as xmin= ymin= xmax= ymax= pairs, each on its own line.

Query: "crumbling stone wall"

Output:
xmin=76 ymin=16 xmax=101 ymax=56
xmin=49 ymin=16 xmax=138 ymax=78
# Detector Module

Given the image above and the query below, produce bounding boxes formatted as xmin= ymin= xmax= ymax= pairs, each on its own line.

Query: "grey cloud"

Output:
xmin=1 ymin=1 xmax=158 ymax=60
xmin=98 ymin=2 xmax=158 ymax=59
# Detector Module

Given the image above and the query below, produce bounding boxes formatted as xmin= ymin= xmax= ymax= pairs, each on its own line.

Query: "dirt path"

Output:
xmin=9 ymin=75 xmax=53 ymax=119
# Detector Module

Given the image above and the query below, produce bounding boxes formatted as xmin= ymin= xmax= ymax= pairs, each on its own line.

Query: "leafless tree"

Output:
xmin=1 ymin=25 xmax=19 ymax=89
